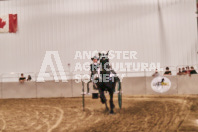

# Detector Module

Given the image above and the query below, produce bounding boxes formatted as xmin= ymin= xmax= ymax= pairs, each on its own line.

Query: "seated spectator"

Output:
xmin=182 ymin=67 xmax=187 ymax=75
xmin=164 ymin=67 xmax=172 ymax=75
xmin=152 ymin=69 xmax=159 ymax=77
xmin=186 ymin=66 xmax=191 ymax=75
xmin=27 ymin=75 xmax=32 ymax=81
xmin=190 ymin=66 xmax=197 ymax=75
xmin=177 ymin=68 xmax=182 ymax=75
xmin=19 ymin=73 xmax=26 ymax=83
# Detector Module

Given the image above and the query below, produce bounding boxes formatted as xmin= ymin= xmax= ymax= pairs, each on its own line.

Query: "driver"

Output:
xmin=87 ymin=56 xmax=99 ymax=94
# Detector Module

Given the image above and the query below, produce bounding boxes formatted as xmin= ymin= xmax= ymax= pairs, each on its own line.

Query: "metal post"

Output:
xmin=82 ymin=80 xmax=85 ymax=111
xmin=144 ymin=70 xmax=147 ymax=95
xmin=144 ymin=69 xmax=146 ymax=77
xmin=35 ymin=73 xmax=38 ymax=98
xmin=71 ymin=72 xmax=73 ymax=97
xmin=126 ymin=68 xmax=127 ymax=77
xmin=196 ymin=0 xmax=198 ymax=64
xmin=68 ymin=63 xmax=73 ymax=97
xmin=0 ymin=74 xmax=2 ymax=99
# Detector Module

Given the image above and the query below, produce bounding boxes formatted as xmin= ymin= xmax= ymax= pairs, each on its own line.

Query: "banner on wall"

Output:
xmin=0 ymin=14 xmax=17 ymax=33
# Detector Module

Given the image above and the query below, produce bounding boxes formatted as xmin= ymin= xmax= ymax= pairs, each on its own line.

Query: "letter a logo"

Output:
xmin=37 ymin=51 xmax=67 ymax=82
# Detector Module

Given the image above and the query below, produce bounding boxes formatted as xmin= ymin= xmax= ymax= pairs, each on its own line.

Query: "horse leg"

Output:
xmin=105 ymin=102 xmax=109 ymax=111
xmin=109 ymin=90 xmax=114 ymax=114
xmin=98 ymin=88 xmax=109 ymax=110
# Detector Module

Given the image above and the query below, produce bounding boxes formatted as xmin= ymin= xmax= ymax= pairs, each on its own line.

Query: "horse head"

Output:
xmin=98 ymin=51 xmax=110 ymax=72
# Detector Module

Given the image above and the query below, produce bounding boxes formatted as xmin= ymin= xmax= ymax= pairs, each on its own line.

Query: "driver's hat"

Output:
xmin=91 ymin=56 xmax=99 ymax=61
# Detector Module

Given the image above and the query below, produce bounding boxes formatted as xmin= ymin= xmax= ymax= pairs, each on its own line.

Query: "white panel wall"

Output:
xmin=0 ymin=0 xmax=197 ymax=73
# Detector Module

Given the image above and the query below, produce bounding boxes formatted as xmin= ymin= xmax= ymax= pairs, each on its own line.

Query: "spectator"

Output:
xmin=186 ymin=66 xmax=191 ymax=75
xmin=164 ymin=67 xmax=172 ymax=75
xmin=152 ymin=69 xmax=159 ymax=77
xmin=19 ymin=73 xmax=26 ymax=83
xmin=27 ymin=75 xmax=32 ymax=81
xmin=177 ymin=68 xmax=182 ymax=75
xmin=182 ymin=67 xmax=187 ymax=75
xmin=190 ymin=66 xmax=197 ymax=75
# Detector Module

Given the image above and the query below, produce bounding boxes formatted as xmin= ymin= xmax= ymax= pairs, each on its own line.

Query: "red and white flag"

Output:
xmin=0 ymin=14 xmax=17 ymax=33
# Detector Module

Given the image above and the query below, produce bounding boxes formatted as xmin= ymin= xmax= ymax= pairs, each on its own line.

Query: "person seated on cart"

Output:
xmin=87 ymin=56 xmax=99 ymax=94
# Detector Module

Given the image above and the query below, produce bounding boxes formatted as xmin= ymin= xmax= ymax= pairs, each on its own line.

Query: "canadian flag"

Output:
xmin=0 ymin=14 xmax=17 ymax=33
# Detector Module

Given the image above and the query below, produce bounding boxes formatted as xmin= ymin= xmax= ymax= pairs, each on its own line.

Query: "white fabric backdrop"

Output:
xmin=0 ymin=0 xmax=197 ymax=73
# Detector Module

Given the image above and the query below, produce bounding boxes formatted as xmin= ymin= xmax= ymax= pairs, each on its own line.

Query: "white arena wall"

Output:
xmin=0 ymin=75 xmax=198 ymax=99
xmin=0 ymin=0 xmax=197 ymax=74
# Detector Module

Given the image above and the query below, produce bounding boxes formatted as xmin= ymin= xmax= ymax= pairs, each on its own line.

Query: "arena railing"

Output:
xmin=2 ymin=64 xmax=198 ymax=82
xmin=1 ymin=65 xmax=198 ymax=98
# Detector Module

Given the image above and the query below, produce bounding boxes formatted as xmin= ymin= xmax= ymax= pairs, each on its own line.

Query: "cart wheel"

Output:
xmin=117 ymin=81 xmax=122 ymax=109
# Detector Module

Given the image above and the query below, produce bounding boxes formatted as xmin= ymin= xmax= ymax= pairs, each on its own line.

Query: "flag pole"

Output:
xmin=196 ymin=0 xmax=198 ymax=63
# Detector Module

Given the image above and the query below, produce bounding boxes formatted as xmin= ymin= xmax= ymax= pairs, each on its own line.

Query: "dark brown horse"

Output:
xmin=93 ymin=51 xmax=120 ymax=114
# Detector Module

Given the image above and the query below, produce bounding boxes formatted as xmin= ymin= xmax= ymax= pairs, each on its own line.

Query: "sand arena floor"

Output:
xmin=0 ymin=95 xmax=198 ymax=132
